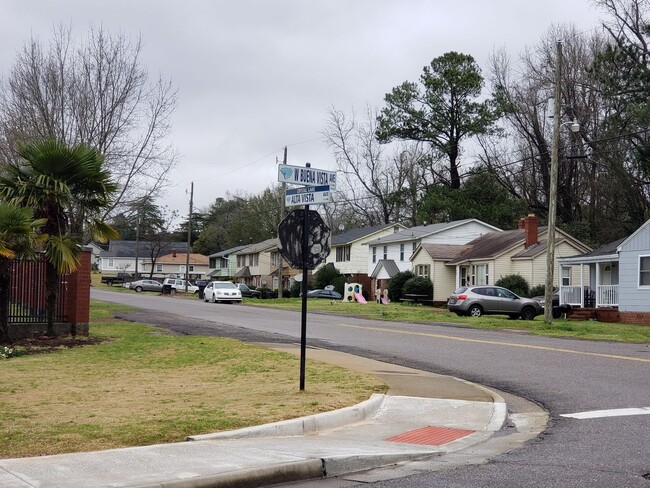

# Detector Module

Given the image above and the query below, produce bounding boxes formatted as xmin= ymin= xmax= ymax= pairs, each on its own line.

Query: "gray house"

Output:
xmin=558 ymin=219 xmax=650 ymax=324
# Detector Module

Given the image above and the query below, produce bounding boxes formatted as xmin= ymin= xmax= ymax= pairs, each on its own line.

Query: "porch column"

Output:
xmin=580 ymin=263 xmax=584 ymax=308
xmin=595 ymin=263 xmax=600 ymax=308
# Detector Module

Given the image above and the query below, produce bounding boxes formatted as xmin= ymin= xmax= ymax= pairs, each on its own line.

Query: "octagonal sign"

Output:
xmin=278 ymin=209 xmax=331 ymax=270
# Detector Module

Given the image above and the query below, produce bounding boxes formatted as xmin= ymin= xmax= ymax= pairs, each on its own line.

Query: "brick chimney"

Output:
xmin=523 ymin=214 xmax=539 ymax=248
xmin=518 ymin=217 xmax=526 ymax=230
xmin=172 ymin=248 xmax=177 ymax=258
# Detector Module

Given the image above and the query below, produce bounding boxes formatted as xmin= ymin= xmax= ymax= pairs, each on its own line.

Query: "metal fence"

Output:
xmin=8 ymin=255 xmax=67 ymax=323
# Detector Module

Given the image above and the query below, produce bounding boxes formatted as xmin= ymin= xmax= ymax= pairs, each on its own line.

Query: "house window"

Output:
xmin=383 ymin=246 xmax=388 ymax=260
xmin=156 ymin=264 xmax=163 ymax=273
xmin=220 ymin=257 xmax=229 ymax=268
xmin=179 ymin=265 xmax=186 ymax=274
xmin=336 ymin=245 xmax=351 ymax=262
xmin=412 ymin=242 xmax=417 ymax=255
xmin=372 ymin=247 xmax=377 ymax=263
xmin=108 ymin=258 xmax=114 ymax=268
xmin=237 ymin=255 xmax=243 ymax=267
xmin=189 ymin=265 xmax=195 ymax=272
xmin=400 ymin=244 xmax=405 ymax=261
xmin=416 ymin=264 xmax=430 ymax=278
xmin=640 ymin=256 xmax=650 ymax=287
xmin=473 ymin=264 xmax=488 ymax=285
xmin=561 ymin=267 xmax=571 ymax=286
xmin=460 ymin=267 xmax=469 ymax=287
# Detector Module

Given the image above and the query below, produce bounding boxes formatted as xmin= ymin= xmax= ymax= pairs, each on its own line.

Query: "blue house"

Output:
xmin=558 ymin=219 xmax=650 ymax=324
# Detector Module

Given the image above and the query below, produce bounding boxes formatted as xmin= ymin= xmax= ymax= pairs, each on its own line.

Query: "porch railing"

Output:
xmin=559 ymin=285 xmax=618 ymax=308
xmin=597 ymin=285 xmax=618 ymax=307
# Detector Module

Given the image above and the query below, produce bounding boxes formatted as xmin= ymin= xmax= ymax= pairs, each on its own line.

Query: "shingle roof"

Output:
xmin=575 ymin=237 xmax=625 ymax=259
xmin=446 ymin=228 xmax=549 ymax=264
xmin=370 ymin=259 xmax=401 ymax=278
xmin=208 ymin=245 xmax=249 ymax=258
xmin=100 ymin=240 xmax=189 ymax=258
xmin=236 ymin=238 xmax=278 ymax=254
xmin=365 ymin=219 xmax=495 ymax=245
xmin=331 ymin=223 xmax=402 ymax=246
xmin=418 ymin=244 xmax=471 ymax=261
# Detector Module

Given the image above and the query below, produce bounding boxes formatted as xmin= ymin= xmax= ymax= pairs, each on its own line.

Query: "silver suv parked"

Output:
xmin=447 ymin=285 xmax=543 ymax=320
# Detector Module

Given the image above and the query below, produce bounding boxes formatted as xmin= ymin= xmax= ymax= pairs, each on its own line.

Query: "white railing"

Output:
xmin=597 ymin=285 xmax=618 ymax=307
xmin=560 ymin=286 xmax=583 ymax=306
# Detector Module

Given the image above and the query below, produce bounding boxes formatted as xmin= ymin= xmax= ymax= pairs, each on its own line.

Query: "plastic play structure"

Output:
xmin=343 ymin=282 xmax=366 ymax=303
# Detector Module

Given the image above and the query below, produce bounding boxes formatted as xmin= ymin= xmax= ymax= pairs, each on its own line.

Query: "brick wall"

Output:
xmin=618 ymin=311 xmax=650 ymax=326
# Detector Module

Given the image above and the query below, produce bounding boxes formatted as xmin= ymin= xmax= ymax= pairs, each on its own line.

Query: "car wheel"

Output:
xmin=468 ymin=304 xmax=483 ymax=317
xmin=520 ymin=306 xmax=537 ymax=321
xmin=134 ymin=286 xmax=143 ymax=293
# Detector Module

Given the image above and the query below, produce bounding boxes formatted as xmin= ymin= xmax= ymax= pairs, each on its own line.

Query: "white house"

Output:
xmin=365 ymin=219 xmax=502 ymax=296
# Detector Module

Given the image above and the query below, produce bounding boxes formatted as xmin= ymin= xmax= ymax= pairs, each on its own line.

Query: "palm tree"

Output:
xmin=0 ymin=204 xmax=47 ymax=343
xmin=0 ymin=139 xmax=118 ymax=336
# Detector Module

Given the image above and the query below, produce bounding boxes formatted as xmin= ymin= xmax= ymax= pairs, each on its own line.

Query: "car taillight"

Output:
xmin=457 ymin=294 xmax=468 ymax=300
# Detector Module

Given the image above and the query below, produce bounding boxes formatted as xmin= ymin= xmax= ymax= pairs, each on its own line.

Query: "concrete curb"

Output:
xmin=130 ymin=458 xmax=324 ymax=488
xmin=187 ymin=393 xmax=385 ymax=441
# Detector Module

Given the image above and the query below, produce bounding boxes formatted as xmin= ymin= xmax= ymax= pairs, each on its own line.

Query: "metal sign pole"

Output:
xmin=299 ymin=163 xmax=311 ymax=391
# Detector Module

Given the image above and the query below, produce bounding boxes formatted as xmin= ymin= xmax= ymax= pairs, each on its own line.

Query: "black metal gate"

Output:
xmin=8 ymin=255 xmax=67 ymax=323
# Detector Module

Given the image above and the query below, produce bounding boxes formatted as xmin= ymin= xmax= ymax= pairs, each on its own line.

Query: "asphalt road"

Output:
xmin=91 ymin=289 xmax=650 ymax=487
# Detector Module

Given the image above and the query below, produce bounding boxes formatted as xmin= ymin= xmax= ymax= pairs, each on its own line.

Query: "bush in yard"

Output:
xmin=495 ymin=274 xmax=530 ymax=297
xmin=290 ymin=280 xmax=301 ymax=297
xmin=387 ymin=271 xmax=415 ymax=301
xmin=403 ymin=276 xmax=433 ymax=298
xmin=313 ymin=263 xmax=343 ymax=290
xmin=529 ymin=284 xmax=547 ymax=298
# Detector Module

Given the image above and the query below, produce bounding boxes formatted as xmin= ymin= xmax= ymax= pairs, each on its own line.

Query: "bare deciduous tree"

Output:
xmin=323 ymin=106 xmax=426 ymax=227
xmin=0 ymin=25 xmax=177 ymax=224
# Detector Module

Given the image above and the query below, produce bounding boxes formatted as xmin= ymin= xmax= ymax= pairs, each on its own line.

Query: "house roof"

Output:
xmin=364 ymin=219 xmax=500 ymax=245
xmin=331 ymin=223 xmax=403 ymax=246
xmin=446 ymin=228 xmax=548 ymax=265
xmin=415 ymin=244 xmax=472 ymax=261
xmin=233 ymin=266 xmax=252 ymax=278
xmin=558 ymin=237 xmax=625 ymax=264
xmin=208 ymin=244 xmax=249 ymax=258
xmin=617 ymin=218 xmax=650 ymax=251
xmin=157 ymin=253 xmax=209 ymax=265
xmin=237 ymin=238 xmax=278 ymax=254
xmin=100 ymin=240 xmax=189 ymax=258
xmin=370 ymin=259 xmax=401 ymax=278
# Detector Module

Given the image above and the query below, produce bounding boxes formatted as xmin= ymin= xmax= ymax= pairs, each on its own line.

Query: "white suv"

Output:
xmin=163 ymin=278 xmax=199 ymax=294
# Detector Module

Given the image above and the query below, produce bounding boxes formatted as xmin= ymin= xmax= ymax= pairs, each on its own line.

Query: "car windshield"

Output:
xmin=214 ymin=282 xmax=236 ymax=289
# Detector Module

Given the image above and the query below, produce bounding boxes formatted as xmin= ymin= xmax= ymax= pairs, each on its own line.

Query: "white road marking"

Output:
xmin=560 ymin=407 xmax=650 ymax=419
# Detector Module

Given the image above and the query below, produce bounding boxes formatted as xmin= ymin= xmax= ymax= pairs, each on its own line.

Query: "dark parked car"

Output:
xmin=127 ymin=279 xmax=163 ymax=293
xmin=447 ymin=285 xmax=543 ymax=320
xmin=306 ymin=289 xmax=342 ymax=299
xmin=532 ymin=293 xmax=572 ymax=318
xmin=236 ymin=283 xmax=261 ymax=298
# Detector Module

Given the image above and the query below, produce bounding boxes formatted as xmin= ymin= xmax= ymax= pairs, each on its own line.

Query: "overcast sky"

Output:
xmin=1 ymin=1 xmax=605 ymax=220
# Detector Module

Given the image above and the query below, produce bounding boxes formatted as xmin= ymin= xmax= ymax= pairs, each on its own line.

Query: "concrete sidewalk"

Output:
xmin=0 ymin=345 xmax=543 ymax=488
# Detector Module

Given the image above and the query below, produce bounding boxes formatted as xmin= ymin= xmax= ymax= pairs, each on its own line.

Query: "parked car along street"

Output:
xmin=126 ymin=279 xmax=163 ymax=293
xmin=101 ymin=273 xmax=134 ymax=286
xmin=236 ymin=283 xmax=261 ymax=298
xmin=162 ymin=278 xmax=199 ymax=294
xmin=307 ymin=289 xmax=343 ymax=299
xmin=203 ymin=281 xmax=242 ymax=303
xmin=447 ymin=285 xmax=543 ymax=320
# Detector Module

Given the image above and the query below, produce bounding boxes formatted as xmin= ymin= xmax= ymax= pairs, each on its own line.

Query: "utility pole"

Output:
xmin=544 ymin=40 xmax=562 ymax=324
xmin=134 ymin=205 xmax=141 ymax=280
xmin=185 ymin=181 xmax=193 ymax=293
xmin=277 ymin=146 xmax=287 ymax=298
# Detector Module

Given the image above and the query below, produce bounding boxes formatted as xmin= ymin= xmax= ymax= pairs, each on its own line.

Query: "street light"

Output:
xmin=544 ymin=40 xmax=580 ymax=324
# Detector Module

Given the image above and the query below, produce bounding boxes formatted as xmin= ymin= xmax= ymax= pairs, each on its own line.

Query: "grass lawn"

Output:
xmin=0 ymin=301 xmax=387 ymax=459
xmin=247 ymin=298 xmax=650 ymax=343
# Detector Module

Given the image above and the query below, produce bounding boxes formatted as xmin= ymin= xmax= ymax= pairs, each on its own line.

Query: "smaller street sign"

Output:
xmin=285 ymin=185 xmax=330 ymax=207
xmin=278 ymin=164 xmax=337 ymax=190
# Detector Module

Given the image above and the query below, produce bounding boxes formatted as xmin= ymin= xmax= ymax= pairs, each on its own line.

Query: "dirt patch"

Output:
xmin=7 ymin=335 xmax=106 ymax=355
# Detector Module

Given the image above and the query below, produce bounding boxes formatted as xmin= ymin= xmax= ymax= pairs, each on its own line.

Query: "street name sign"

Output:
xmin=285 ymin=185 xmax=330 ymax=207
xmin=278 ymin=164 xmax=337 ymax=190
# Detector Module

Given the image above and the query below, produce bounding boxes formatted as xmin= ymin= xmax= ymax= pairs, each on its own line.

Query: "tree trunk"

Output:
xmin=45 ymin=261 xmax=59 ymax=337
xmin=0 ymin=259 xmax=12 ymax=344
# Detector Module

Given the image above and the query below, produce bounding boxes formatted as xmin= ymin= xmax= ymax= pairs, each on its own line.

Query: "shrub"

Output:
xmin=313 ymin=263 xmax=343 ymax=290
xmin=387 ymin=271 xmax=415 ymax=301
xmin=528 ymin=284 xmax=546 ymax=298
xmin=290 ymin=280 xmax=301 ymax=297
xmin=495 ymin=274 xmax=530 ymax=297
xmin=403 ymin=276 xmax=433 ymax=297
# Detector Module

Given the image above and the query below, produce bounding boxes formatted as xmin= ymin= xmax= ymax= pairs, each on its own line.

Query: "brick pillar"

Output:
xmin=66 ymin=249 xmax=91 ymax=334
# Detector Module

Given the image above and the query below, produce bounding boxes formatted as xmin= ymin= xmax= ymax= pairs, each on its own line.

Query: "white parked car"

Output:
xmin=203 ymin=281 xmax=242 ymax=303
xmin=162 ymin=278 xmax=199 ymax=294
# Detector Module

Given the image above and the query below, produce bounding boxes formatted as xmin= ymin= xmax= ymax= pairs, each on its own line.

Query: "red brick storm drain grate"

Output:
xmin=386 ymin=426 xmax=475 ymax=446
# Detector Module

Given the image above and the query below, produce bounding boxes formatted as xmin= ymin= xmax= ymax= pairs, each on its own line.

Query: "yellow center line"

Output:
xmin=337 ymin=323 xmax=650 ymax=363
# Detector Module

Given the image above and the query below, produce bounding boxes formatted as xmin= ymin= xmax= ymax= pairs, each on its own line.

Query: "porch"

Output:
xmin=557 ymin=252 xmax=619 ymax=308
xmin=559 ymin=284 xmax=619 ymax=308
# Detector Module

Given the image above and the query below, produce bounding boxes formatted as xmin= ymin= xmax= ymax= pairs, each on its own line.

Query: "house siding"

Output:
xmin=326 ymin=227 xmax=399 ymax=275
xmin=619 ymin=250 xmax=650 ymax=313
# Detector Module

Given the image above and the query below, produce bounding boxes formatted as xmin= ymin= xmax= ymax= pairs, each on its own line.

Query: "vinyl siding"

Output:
xmin=618 ymin=223 xmax=650 ymax=311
